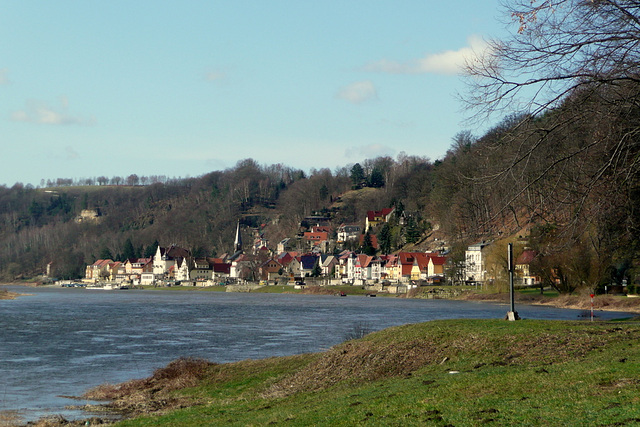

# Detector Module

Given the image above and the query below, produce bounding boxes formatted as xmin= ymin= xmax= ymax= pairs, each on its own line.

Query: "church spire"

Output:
xmin=234 ymin=220 xmax=243 ymax=253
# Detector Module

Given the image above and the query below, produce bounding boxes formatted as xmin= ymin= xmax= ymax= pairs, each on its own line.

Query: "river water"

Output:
xmin=0 ymin=285 xmax=633 ymax=424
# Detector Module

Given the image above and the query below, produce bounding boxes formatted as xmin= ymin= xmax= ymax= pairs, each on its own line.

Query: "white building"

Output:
xmin=465 ymin=242 xmax=491 ymax=284
xmin=336 ymin=224 xmax=361 ymax=243
xmin=153 ymin=245 xmax=190 ymax=278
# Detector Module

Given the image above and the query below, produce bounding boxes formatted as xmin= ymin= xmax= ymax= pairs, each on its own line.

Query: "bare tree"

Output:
xmin=126 ymin=174 xmax=140 ymax=186
xmin=463 ymin=0 xmax=640 ymax=230
xmin=465 ymin=0 xmax=640 ymax=119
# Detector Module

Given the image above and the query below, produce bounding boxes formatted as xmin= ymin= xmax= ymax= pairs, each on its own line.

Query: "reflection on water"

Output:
xmin=0 ymin=285 xmax=632 ymax=424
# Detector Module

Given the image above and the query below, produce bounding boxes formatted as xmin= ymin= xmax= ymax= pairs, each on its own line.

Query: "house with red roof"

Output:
xmin=426 ymin=253 xmax=447 ymax=277
xmin=85 ymin=259 xmax=114 ymax=281
xmin=108 ymin=261 xmax=122 ymax=282
xmin=212 ymin=260 xmax=231 ymax=283
xmin=386 ymin=251 xmax=447 ymax=283
xmin=335 ymin=250 xmax=353 ymax=281
xmin=304 ymin=230 xmax=329 ymax=249
xmin=353 ymin=254 xmax=373 ymax=281
xmin=515 ymin=249 xmax=539 ymax=285
xmin=407 ymin=252 xmax=431 ymax=281
xmin=311 ymin=225 xmax=332 ymax=234
xmin=276 ymin=251 xmax=297 ymax=275
xmin=345 ymin=254 xmax=385 ymax=282
xmin=365 ymin=207 xmax=395 ymax=231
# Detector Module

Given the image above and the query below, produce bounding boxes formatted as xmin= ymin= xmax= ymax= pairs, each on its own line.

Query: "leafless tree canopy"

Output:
xmin=457 ymin=1 xmax=640 ymax=289
xmin=462 ymin=0 xmax=640 ymax=224
xmin=466 ymin=0 xmax=640 ymax=118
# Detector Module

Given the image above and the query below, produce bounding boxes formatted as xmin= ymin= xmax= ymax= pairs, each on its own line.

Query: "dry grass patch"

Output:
xmin=264 ymin=338 xmax=447 ymax=398
xmin=0 ymin=289 xmax=19 ymax=300
xmin=0 ymin=411 xmax=21 ymax=427
xmin=84 ymin=357 xmax=216 ymax=416
xmin=300 ymin=286 xmax=337 ymax=295
xmin=264 ymin=321 xmax=640 ymax=398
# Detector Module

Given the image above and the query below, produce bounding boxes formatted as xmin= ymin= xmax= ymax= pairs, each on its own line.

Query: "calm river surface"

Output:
xmin=0 ymin=285 xmax=634 ymax=424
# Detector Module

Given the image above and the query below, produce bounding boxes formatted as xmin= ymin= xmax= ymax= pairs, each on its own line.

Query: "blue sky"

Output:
xmin=1 ymin=1 xmax=508 ymax=187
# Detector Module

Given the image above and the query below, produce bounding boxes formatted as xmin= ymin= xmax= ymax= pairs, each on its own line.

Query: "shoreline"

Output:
xmin=457 ymin=291 xmax=640 ymax=315
xmin=4 ymin=281 xmax=640 ymax=315
xmin=0 ymin=289 xmax=20 ymax=300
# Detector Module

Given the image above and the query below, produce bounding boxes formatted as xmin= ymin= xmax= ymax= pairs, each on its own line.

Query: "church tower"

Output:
xmin=234 ymin=220 xmax=243 ymax=253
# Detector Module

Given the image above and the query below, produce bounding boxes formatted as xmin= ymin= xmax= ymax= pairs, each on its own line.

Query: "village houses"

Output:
xmin=83 ymin=207 xmax=453 ymax=292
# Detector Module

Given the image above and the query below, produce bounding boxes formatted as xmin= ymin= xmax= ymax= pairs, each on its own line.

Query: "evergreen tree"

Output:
xmin=362 ymin=232 xmax=376 ymax=256
xmin=99 ymin=247 xmax=113 ymax=260
xmin=379 ymin=223 xmax=392 ymax=254
xmin=312 ymin=262 xmax=322 ymax=277
xmin=350 ymin=163 xmax=365 ymax=188
xmin=319 ymin=184 xmax=329 ymax=201
xmin=405 ymin=217 xmax=422 ymax=244
xmin=144 ymin=240 xmax=159 ymax=258
xmin=122 ymin=238 xmax=136 ymax=260
xmin=28 ymin=200 xmax=44 ymax=221
xmin=394 ymin=200 xmax=404 ymax=217
xmin=368 ymin=168 xmax=385 ymax=188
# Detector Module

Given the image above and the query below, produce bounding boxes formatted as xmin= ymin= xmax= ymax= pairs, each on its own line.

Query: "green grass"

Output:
xmin=105 ymin=319 xmax=640 ymax=426
xmin=518 ymin=287 xmax=560 ymax=298
xmin=251 ymin=284 xmax=376 ymax=296
xmin=139 ymin=285 xmax=226 ymax=292
xmin=250 ymin=285 xmax=300 ymax=293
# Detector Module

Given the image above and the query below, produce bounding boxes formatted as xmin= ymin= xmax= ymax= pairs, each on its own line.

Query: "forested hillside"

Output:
xmin=0 ymin=156 xmax=438 ymax=280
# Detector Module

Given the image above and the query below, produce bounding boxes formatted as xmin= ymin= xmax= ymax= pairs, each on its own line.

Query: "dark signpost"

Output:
xmin=506 ymin=243 xmax=520 ymax=321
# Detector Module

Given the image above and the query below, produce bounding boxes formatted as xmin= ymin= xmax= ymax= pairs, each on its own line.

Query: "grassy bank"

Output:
xmin=460 ymin=289 xmax=640 ymax=314
xmin=138 ymin=285 xmax=226 ymax=292
xmin=140 ymin=284 xmax=640 ymax=313
xmin=73 ymin=319 xmax=640 ymax=426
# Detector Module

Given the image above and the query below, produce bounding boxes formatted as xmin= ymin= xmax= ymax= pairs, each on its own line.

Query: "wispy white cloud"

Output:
xmin=65 ymin=146 xmax=80 ymax=160
xmin=363 ymin=35 xmax=489 ymax=75
xmin=379 ymin=118 xmax=415 ymax=129
xmin=336 ymin=80 xmax=378 ymax=104
xmin=205 ymin=70 xmax=226 ymax=81
xmin=0 ymin=68 xmax=9 ymax=84
xmin=345 ymin=143 xmax=396 ymax=159
xmin=204 ymin=158 xmax=229 ymax=170
xmin=10 ymin=97 xmax=95 ymax=125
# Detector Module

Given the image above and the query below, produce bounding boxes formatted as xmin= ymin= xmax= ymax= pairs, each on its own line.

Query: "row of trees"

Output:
xmin=37 ymin=174 xmax=188 ymax=188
